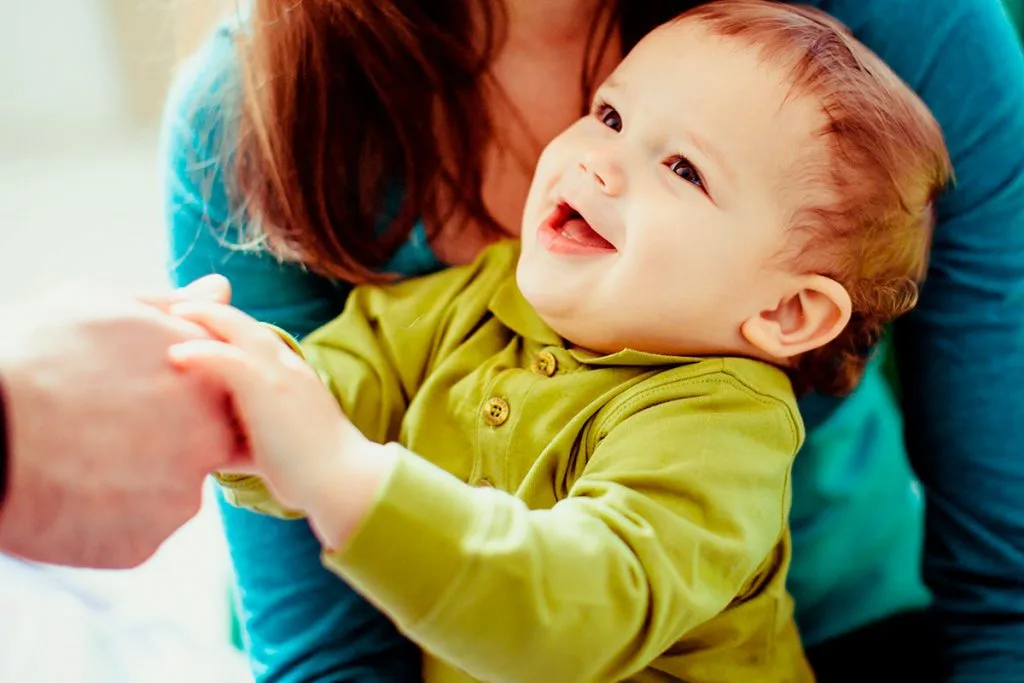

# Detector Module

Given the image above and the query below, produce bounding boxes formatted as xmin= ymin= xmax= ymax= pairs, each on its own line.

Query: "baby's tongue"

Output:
xmin=562 ymin=217 xmax=613 ymax=249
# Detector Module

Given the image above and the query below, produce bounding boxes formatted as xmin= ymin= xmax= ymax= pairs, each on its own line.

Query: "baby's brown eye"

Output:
xmin=669 ymin=157 xmax=703 ymax=188
xmin=599 ymin=106 xmax=622 ymax=132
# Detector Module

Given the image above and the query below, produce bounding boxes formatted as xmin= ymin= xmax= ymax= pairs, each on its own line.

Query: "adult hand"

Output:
xmin=0 ymin=276 xmax=241 ymax=568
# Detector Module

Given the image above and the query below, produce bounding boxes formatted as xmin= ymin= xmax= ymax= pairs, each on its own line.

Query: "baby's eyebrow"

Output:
xmin=597 ymin=75 xmax=624 ymax=98
xmin=682 ymin=129 xmax=737 ymax=194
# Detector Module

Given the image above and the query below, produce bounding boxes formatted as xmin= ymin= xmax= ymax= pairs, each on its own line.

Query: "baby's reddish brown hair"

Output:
xmin=678 ymin=1 xmax=952 ymax=396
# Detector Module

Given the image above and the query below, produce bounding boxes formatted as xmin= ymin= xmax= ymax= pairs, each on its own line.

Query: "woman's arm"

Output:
xmin=161 ymin=27 xmax=420 ymax=683
xmin=846 ymin=0 xmax=1024 ymax=678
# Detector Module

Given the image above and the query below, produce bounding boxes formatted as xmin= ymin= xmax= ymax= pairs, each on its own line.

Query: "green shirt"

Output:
xmin=171 ymin=5 xmax=1024 ymax=678
xmin=221 ymin=241 xmax=812 ymax=682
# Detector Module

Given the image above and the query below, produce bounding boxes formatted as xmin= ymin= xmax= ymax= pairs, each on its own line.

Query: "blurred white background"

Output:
xmin=0 ymin=0 xmax=240 ymax=665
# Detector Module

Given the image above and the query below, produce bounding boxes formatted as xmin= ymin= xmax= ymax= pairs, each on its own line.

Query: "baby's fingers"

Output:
xmin=169 ymin=339 xmax=264 ymax=399
xmin=140 ymin=274 xmax=232 ymax=311
xmin=170 ymin=301 xmax=288 ymax=361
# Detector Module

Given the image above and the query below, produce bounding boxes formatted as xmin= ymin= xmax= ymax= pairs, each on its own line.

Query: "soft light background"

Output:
xmin=0 ymin=0 xmax=239 ymax=659
xmin=0 ymin=0 xmax=1020 ymax=677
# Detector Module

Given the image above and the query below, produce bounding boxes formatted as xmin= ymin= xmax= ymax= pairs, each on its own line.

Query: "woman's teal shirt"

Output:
xmin=163 ymin=2 xmax=1024 ymax=680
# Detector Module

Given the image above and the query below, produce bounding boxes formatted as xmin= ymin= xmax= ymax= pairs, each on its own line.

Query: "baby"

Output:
xmin=171 ymin=2 xmax=950 ymax=681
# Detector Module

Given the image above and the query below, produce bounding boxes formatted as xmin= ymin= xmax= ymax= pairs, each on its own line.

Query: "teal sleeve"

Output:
xmin=160 ymin=26 xmax=422 ymax=683
xmin=877 ymin=2 xmax=1024 ymax=678
xmin=793 ymin=1 xmax=1024 ymax=679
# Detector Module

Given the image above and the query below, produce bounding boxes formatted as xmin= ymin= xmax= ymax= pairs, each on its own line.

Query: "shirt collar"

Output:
xmin=488 ymin=269 xmax=564 ymax=347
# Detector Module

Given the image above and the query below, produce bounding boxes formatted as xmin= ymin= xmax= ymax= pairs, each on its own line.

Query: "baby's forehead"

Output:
xmin=614 ymin=22 xmax=786 ymax=111
xmin=609 ymin=20 xmax=834 ymax=211
xmin=609 ymin=20 xmax=826 ymax=144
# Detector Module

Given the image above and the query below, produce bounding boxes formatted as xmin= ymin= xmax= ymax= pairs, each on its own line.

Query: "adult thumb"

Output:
xmin=179 ymin=274 xmax=232 ymax=303
xmin=141 ymin=275 xmax=232 ymax=310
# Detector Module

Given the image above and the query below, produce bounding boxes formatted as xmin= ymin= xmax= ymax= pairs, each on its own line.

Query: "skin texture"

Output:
xmin=0 ymin=276 xmax=240 ymax=568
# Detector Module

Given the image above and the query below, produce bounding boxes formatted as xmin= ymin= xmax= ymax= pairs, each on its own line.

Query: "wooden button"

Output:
xmin=483 ymin=396 xmax=510 ymax=426
xmin=475 ymin=478 xmax=494 ymax=488
xmin=531 ymin=350 xmax=558 ymax=377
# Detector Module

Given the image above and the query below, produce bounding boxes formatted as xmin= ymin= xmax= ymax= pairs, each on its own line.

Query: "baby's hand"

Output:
xmin=167 ymin=301 xmax=367 ymax=513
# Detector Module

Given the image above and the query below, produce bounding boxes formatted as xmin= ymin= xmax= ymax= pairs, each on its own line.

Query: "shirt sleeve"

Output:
xmin=859 ymin=1 xmax=1024 ymax=677
xmin=324 ymin=376 xmax=801 ymax=683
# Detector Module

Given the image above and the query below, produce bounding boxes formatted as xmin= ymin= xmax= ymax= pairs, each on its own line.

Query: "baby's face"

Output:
xmin=517 ymin=20 xmax=829 ymax=357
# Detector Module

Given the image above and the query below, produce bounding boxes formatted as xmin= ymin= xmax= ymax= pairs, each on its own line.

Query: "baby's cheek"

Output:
xmin=533 ymin=142 xmax=568 ymax=187
xmin=538 ymin=120 xmax=594 ymax=176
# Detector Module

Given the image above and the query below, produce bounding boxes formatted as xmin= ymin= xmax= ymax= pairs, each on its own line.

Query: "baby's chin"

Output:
xmin=548 ymin=314 xmax=725 ymax=358
xmin=534 ymin=309 xmax=626 ymax=355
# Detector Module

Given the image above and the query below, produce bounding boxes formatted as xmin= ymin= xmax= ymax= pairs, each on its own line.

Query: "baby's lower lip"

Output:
xmin=536 ymin=204 xmax=616 ymax=255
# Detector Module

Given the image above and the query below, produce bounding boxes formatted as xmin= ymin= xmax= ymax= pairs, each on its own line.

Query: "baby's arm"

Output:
xmin=314 ymin=377 xmax=801 ymax=682
xmin=177 ymin=263 xmax=476 ymax=520
xmin=171 ymin=294 xmax=800 ymax=681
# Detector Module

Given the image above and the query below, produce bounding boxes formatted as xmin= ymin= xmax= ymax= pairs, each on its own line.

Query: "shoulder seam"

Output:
xmin=598 ymin=363 xmax=801 ymax=455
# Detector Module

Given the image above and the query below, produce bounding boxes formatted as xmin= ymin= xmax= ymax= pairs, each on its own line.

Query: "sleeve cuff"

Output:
xmin=322 ymin=443 xmax=488 ymax=629
xmin=212 ymin=473 xmax=306 ymax=519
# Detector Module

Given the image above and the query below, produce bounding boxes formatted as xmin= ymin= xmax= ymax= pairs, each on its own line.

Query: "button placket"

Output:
xmin=473 ymin=368 xmax=522 ymax=491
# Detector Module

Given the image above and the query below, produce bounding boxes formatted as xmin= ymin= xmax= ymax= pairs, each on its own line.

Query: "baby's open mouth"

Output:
xmin=547 ymin=202 xmax=615 ymax=250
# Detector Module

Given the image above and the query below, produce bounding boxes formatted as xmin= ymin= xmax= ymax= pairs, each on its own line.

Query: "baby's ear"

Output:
xmin=741 ymin=275 xmax=852 ymax=360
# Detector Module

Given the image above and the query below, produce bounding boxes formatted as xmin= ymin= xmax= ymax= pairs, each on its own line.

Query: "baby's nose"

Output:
xmin=577 ymin=151 xmax=625 ymax=196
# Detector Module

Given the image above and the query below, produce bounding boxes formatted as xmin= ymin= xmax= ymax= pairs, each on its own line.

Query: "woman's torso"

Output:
xmin=165 ymin=0 xmax=1024 ymax=658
